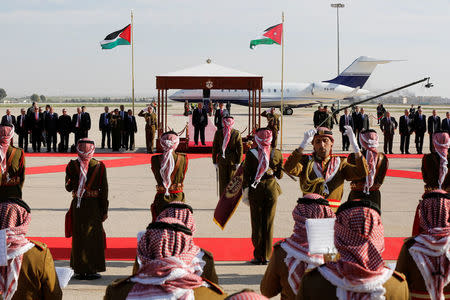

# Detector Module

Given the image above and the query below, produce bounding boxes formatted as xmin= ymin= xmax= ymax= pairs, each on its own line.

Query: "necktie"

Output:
xmin=20 ymin=116 xmax=23 ymax=127
xmin=35 ymin=113 xmax=38 ymax=120
xmin=345 ymin=116 xmax=348 ymax=126
xmin=105 ymin=114 xmax=108 ymax=125
xmin=7 ymin=115 xmax=11 ymax=124
xmin=77 ymin=114 xmax=80 ymax=127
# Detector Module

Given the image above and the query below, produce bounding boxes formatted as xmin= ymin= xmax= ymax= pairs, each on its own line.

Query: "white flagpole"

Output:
xmin=131 ymin=9 xmax=135 ymax=115
xmin=280 ymin=12 xmax=284 ymax=151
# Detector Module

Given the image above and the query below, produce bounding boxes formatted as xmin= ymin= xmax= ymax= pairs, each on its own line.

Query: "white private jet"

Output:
xmin=169 ymin=56 xmax=395 ymax=115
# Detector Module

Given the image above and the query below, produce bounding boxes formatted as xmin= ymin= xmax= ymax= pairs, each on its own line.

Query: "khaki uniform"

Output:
xmin=132 ymin=248 xmax=219 ymax=284
xmin=347 ymin=152 xmax=388 ymax=208
xmin=13 ymin=240 xmax=63 ymax=300
xmin=65 ymin=159 xmax=108 ymax=274
xmin=421 ymin=152 xmax=450 ymax=192
xmin=212 ymin=128 xmax=243 ymax=196
xmin=262 ymin=112 xmax=280 ymax=148
xmin=396 ymin=237 xmax=450 ymax=299
xmin=150 ymin=153 xmax=188 ymax=219
xmin=284 ymin=149 xmax=368 ymax=211
xmin=0 ymin=146 xmax=25 ymax=201
xmin=138 ymin=111 xmax=157 ymax=153
xmin=260 ymin=241 xmax=296 ymax=300
xmin=104 ymin=277 xmax=227 ymax=300
xmin=296 ymin=267 xmax=409 ymax=300
xmin=243 ymin=148 xmax=283 ymax=261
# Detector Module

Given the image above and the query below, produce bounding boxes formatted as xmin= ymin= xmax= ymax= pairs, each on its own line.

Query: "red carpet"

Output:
xmin=28 ymin=237 xmax=405 ymax=261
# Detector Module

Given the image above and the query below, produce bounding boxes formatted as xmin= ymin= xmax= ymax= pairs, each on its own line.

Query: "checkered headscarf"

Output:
xmin=76 ymin=139 xmax=95 ymax=208
xmin=318 ymin=202 xmax=393 ymax=300
xmin=157 ymin=202 xmax=196 ymax=233
xmin=409 ymin=191 xmax=450 ymax=300
xmin=433 ymin=132 xmax=450 ymax=190
xmin=359 ymin=130 xmax=380 ymax=194
xmin=252 ymin=129 xmax=272 ymax=188
xmin=0 ymin=126 xmax=14 ymax=174
xmin=227 ymin=291 xmax=269 ymax=300
xmin=222 ymin=117 xmax=235 ymax=158
xmin=281 ymin=193 xmax=335 ymax=294
xmin=159 ymin=133 xmax=180 ymax=196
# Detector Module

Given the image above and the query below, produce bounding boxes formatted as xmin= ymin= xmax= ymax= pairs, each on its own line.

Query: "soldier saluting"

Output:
xmin=138 ymin=105 xmax=157 ymax=154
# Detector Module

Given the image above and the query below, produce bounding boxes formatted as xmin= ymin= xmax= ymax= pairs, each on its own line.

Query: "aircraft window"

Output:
xmin=274 ymin=89 xmax=277 ymax=92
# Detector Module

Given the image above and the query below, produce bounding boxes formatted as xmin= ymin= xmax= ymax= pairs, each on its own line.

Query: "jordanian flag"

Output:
xmin=250 ymin=23 xmax=282 ymax=49
xmin=100 ymin=24 xmax=131 ymax=49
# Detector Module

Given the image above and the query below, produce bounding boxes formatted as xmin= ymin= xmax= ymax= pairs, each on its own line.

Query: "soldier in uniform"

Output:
xmin=65 ymin=139 xmax=108 ymax=280
xmin=284 ymin=127 xmax=368 ymax=211
xmin=0 ymin=125 xmax=25 ymax=201
xmin=226 ymin=290 xmax=269 ymax=299
xmin=138 ymin=105 xmax=158 ymax=153
xmin=150 ymin=131 xmax=188 ymax=220
xmin=0 ymin=200 xmax=63 ymax=300
xmin=396 ymin=190 xmax=450 ymax=300
xmin=347 ymin=129 xmax=388 ymax=208
xmin=260 ymin=193 xmax=335 ymax=300
xmin=242 ymin=128 xmax=283 ymax=265
xmin=261 ymin=107 xmax=280 ymax=148
xmin=297 ymin=200 xmax=409 ymax=300
xmin=104 ymin=218 xmax=227 ymax=300
xmin=212 ymin=116 xmax=243 ymax=197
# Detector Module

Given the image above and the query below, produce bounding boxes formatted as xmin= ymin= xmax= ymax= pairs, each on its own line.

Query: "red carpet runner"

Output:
xmin=28 ymin=237 xmax=405 ymax=261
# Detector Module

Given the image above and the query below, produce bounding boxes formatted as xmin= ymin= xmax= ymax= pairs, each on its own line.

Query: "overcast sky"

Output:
xmin=2 ymin=0 xmax=449 ymax=98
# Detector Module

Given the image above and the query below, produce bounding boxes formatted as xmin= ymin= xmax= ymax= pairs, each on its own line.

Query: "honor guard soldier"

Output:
xmin=212 ymin=116 xmax=243 ymax=197
xmin=261 ymin=107 xmax=280 ymax=148
xmin=284 ymin=126 xmax=368 ymax=211
xmin=138 ymin=105 xmax=158 ymax=153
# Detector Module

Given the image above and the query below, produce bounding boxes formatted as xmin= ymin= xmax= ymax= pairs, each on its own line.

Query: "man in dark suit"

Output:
xmin=360 ymin=108 xmax=370 ymax=131
xmin=81 ymin=106 xmax=91 ymax=138
xmin=427 ymin=109 xmax=441 ymax=152
xmin=29 ymin=106 xmax=44 ymax=152
xmin=380 ymin=111 xmax=398 ymax=154
xmin=413 ymin=108 xmax=426 ymax=154
xmin=119 ymin=105 xmax=128 ymax=148
xmin=214 ymin=102 xmax=229 ymax=129
xmin=409 ymin=104 xmax=415 ymax=116
xmin=44 ymin=107 xmax=58 ymax=152
xmin=58 ymin=108 xmax=72 ymax=152
xmin=352 ymin=106 xmax=362 ymax=134
xmin=124 ymin=109 xmax=137 ymax=151
xmin=442 ymin=111 xmax=450 ymax=134
xmin=339 ymin=108 xmax=354 ymax=151
xmin=399 ymin=109 xmax=413 ymax=154
xmin=1 ymin=109 xmax=16 ymax=127
xmin=72 ymin=107 xmax=84 ymax=144
xmin=99 ymin=106 xmax=111 ymax=149
xmin=15 ymin=109 xmax=28 ymax=152
xmin=192 ymin=102 xmax=208 ymax=146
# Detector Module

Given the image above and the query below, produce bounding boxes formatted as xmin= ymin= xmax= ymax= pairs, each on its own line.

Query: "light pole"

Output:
xmin=331 ymin=3 xmax=344 ymax=76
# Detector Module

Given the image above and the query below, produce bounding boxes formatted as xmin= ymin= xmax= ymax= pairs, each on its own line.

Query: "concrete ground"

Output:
xmin=10 ymin=101 xmax=447 ymax=299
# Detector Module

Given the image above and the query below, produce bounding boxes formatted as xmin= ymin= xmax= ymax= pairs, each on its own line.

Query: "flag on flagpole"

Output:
xmin=250 ymin=23 xmax=283 ymax=49
xmin=100 ymin=24 xmax=131 ymax=49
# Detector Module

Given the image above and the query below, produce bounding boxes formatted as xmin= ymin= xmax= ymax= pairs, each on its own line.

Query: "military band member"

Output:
xmin=150 ymin=131 xmax=188 ymax=220
xmin=242 ymin=128 xmax=283 ymax=265
xmin=138 ymin=105 xmax=158 ymax=153
xmin=347 ymin=129 xmax=388 ymax=208
xmin=284 ymin=126 xmax=368 ymax=211
xmin=261 ymin=107 xmax=280 ymax=148
xmin=65 ymin=139 xmax=108 ymax=280
xmin=0 ymin=125 xmax=25 ymax=201
xmin=212 ymin=116 xmax=243 ymax=196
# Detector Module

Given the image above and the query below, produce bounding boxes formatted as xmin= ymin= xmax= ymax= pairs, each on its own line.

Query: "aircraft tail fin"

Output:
xmin=324 ymin=56 xmax=396 ymax=88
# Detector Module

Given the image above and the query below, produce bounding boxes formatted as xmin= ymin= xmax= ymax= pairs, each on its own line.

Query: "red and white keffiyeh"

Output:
xmin=0 ymin=202 xmax=34 ymax=300
xmin=433 ymin=132 xmax=450 ymax=190
xmin=222 ymin=117 xmax=235 ymax=158
xmin=130 ymin=218 xmax=203 ymax=299
xmin=409 ymin=191 xmax=450 ymax=300
xmin=75 ymin=139 xmax=95 ymax=208
xmin=312 ymin=156 xmax=341 ymax=195
xmin=157 ymin=202 xmax=196 ymax=233
xmin=318 ymin=204 xmax=392 ymax=300
xmin=0 ymin=126 xmax=14 ymax=174
xmin=227 ymin=291 xmax=269 ymax=300
xmin=160 ymin=133 xmax=180 ymax=196
xmin=251 ymin=129 xmax=272 ymax=188
xmin=359 ymin=131 xmax=380 ymax=194
xmin=281 ymin=193 xmax=335 ymax=294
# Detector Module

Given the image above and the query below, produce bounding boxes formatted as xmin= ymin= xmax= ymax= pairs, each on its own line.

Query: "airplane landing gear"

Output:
xmin=282 ymin=107 xmax=293 ymax=115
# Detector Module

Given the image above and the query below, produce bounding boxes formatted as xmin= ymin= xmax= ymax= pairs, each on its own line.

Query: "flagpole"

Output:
xmin=280 ymin=12 xmax=284 ymax=151
xmin=131 ymin=9 xmax=135 ymax=115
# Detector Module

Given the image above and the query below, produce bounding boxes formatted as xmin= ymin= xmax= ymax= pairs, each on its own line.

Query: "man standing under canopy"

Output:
xmin=65 ymin=139 xmax=108 ymax=280
xmin=212 ymin=116 xmax=243 ymax=197
xmin=284 ymin=126 xmax=368 ymax=211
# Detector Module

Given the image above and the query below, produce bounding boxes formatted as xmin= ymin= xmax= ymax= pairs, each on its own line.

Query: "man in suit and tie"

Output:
xmin=360 ymin=108 xmax=370 ymax=131
xmin=44 ymin=106 xmax=58 ymax=152
xmin=192 ymin=102 xmax=208 ymax=146
xmin=413 ymin=108 xmax=427 ymax=154
xmin=339 ymin=108 xmax=354 ymax=151
xmin=119 ymin=105 xmax=128 ymax=148
xmin=427 ymin=109 xmax=441 ymax=152
xmin=72 ymin=107 xmax=84 ymax=145
xmin=15 ymin=109 xmax=28 ymax=152
xmin=58 ymin=108 xmax=72 ymax=152
xmin=442 ymin=111 xmax=450 ymax=134
xmin=399 ymin=109 xmax=413 ymax=154
xmin=214 ymin=102 xmax=229 ymax=129
xmin=380 ymin=111 xmax=398 ymax=154
xmin=124 ymin=109 xmax=137 ymax=151
xmin=1 ymin=109 xmax=16 ymax=127
xmin=29 ymin=106 xmax=44 ymax=152
xmin=99 ymin=106 xmax=111 ymax=149
xmin=81 ymin=106 xmax=91 ymax=138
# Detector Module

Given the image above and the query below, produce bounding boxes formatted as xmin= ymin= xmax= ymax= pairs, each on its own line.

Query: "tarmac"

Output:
xmin=7 ymin=101 xmax=447 ymax=299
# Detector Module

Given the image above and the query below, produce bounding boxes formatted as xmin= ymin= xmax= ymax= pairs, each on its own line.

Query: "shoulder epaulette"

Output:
xmin=392 ymin=270 xmax=406 ymax=282
xmin=202 ymin=277 xmax=225 ymax=295
xmin=29 ymin=240 xmax=47 ymax=251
